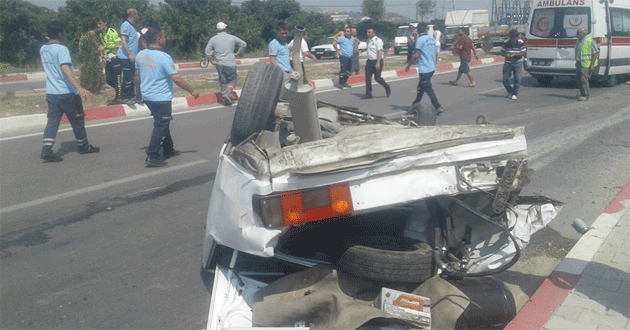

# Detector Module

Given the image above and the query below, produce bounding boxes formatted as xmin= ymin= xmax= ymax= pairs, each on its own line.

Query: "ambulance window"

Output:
xmin=530 ymin=8 xmax=590 ymax=38
xmin=611 ymin=8 xmax=630 ymax=37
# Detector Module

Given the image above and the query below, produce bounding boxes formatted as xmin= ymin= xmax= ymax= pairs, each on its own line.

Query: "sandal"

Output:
xmin=469 ymin=83 xmax=476 ymax=87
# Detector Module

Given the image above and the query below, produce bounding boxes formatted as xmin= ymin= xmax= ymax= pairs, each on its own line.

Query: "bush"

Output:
xmin=482 ymin=33 xmax=494 ymax=54
xmin=78 ymin=34 xmax=104 ymax=93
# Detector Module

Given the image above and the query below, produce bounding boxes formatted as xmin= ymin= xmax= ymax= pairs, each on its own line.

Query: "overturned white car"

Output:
xmin=202 ymin=63 xmax=561 ymax=330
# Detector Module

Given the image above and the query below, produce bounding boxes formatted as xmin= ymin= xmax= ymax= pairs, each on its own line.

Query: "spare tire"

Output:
xmin=230 ymin=63 xmax=284 ymax=145
xmin=337 ymin=236 xmax=433 ymax=283
xmin=407 ymin=103 xmax=437 ymax=126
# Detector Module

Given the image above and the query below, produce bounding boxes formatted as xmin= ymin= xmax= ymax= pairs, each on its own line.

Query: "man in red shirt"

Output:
xmin=449 ymin=27 xmax=478 ymax=87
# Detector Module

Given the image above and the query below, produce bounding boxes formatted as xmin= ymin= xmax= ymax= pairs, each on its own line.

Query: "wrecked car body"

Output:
xmin=202 ymin=62 xmax=561 ymax=329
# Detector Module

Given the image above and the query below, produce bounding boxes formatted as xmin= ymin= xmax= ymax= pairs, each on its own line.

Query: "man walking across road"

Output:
xmin=449 ymin=27 xmax=478 ymax=87
xmin=574 ymin=27 xmax=599 ymax=101
xmin=117 ymin=8 xmax=140 ymax=104
xmin=205 ymin=22 xmax=246 ymax=106
xmin=501 ymin=29 xmax=526 ymax=100
xmin=362 ymin=28 xmax=390 ymax=99
xmin=135 ymin=27 xmax=199 ymax=167
xmin=39 ymin=21 xmax=100 ymax=162
xmin=405 ymin=24 xmax=444 ymax=115
xmin=332 ymin=26 xmax=355 ymax=88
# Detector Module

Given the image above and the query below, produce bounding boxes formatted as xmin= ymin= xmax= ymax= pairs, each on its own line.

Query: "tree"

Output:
xmin=78 ymin=33 xmax=104 ymax=92
xmin=362 ymin=0 xmax=384 ymax=21
xmin=416 ymin=0 xmax=436 ymax=22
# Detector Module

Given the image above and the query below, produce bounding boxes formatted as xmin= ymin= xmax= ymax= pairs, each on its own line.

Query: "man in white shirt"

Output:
xmin=362 ymin=28 xmax=391 ymax=99
xmin=433 ymin=29 xmax=444 ymax=61
xmin=288 ymin=32 xmax=317 ymax=83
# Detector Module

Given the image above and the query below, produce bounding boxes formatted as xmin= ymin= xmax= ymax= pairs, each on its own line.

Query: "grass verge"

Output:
xmin=0 ymin=49 xmax=500 ymax=118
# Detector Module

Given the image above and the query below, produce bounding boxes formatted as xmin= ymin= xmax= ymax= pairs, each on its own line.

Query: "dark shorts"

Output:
xmin=459 ymin=58 xmax=471 ymax=74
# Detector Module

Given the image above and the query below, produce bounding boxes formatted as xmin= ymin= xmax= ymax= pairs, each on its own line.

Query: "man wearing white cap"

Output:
xmin=205 ymin=21 xmax=247 ymax=106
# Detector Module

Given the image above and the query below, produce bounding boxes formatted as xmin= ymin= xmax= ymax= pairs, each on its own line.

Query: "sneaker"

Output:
xmin=342 ymin=83 xmax=352 ymax=88
xmin=577 ymin=96 xmax=588 ymax=101
xmin=164 ymin=149 xmax=181 ymax=159
xmin=360 ymin=94 xmax=373 ymax=99
xmin=510 ymin=94 xmax=517 ymax=100
xmin=435 ymin=107 xmax=445 ymax=116
xmin=222 ymin=95 xmax=233 ymax=106
xmin=145 ymin=158 xmax=168 ymax=167
xmin=122 ymin=98 xmax=136 ymax=105
xmin=385 ymin=86 xmax=391 ymax=97
xmin=335 ymin=84 xmax=344 ymax=89
xmin=78 ymin=145 xmax=100 ymax=154
xmin=41 ymin=153 xmax=63 ymax=162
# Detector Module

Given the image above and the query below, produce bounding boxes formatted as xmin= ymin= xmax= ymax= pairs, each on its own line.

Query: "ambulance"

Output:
xmin=525 ymin=0 xmax=630 ymax=86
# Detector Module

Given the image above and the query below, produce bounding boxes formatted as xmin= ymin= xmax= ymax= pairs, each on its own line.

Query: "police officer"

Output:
xmin=135 ymin=27 xmax=199 ymax=167
xmin=96 ymin=18 xmax=122 ymax=104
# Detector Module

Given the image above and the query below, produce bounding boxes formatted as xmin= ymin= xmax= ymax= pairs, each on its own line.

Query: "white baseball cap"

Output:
xmin=217 ymin=22 xmax=227 ymax=30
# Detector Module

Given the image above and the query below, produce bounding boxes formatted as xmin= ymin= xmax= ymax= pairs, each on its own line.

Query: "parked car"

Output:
xmin=311 ymin=36 xmax=367 ymax=59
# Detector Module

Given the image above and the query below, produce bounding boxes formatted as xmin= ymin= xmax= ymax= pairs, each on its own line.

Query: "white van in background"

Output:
xmin=393 ymin=23 xmax=418 ymax=55
xmin=525 ymin=0 xmax=630 ymax=86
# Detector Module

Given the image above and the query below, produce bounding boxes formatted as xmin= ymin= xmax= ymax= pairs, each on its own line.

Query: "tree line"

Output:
xmin=0 ymin=0 xmax=412 ymax=69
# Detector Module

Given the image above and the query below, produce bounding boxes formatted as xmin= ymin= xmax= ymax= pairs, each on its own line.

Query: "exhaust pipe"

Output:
xmin=284 ymin=26 xmax=322 ymax=143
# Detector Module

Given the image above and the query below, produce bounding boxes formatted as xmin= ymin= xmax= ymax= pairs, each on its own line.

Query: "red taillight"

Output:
xmin=257 ymin=183 xmax=354 ymax=228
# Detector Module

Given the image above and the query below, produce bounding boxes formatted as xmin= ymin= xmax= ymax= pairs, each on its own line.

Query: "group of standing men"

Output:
xmin=39 ymin=9 xmax=199 ymax=167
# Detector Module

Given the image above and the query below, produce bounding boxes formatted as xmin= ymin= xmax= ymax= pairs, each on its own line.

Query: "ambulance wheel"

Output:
xmin=337 ymin=236 xmax=433 ymax=283
xmin=230 ymin=63 xmax=284 ymax=145
xmin=605 ymin=75 xmax=618 ymax=87
xmin=534 ymin=75 xmax=553 ymax=86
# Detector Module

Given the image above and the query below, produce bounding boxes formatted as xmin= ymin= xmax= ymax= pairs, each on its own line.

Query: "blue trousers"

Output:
xmin=145 ymin=100 xmax=174 ymax=160
xmin=42 ymin=93 xmax=88 ymax=155
xmin=412 ymin=71 xmax=441 ymax=110
xmin=120 ymin=58 xmax=135 ymax=99
xmin=338 ymin=56 xmax=353 ymax=85
xmin=502 ymin=61 xmax=523 ymax=96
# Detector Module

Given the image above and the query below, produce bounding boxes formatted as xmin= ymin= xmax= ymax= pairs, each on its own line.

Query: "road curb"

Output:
xmin=504 ymin=181 xmax=630 ymax=330
xmin=0 ymin=56 xmax=504 ymax=133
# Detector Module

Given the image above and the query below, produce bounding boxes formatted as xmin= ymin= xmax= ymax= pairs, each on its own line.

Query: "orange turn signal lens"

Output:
xmin=254 ymin=182 xmax=354 ymax=228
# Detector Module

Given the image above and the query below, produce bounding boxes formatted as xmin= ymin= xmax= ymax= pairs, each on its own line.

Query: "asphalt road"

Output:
xmin=1 ymin=62 xmax=629 ymax=328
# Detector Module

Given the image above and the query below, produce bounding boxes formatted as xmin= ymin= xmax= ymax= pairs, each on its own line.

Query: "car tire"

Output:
xmin=534 ymin=75 xmax=553 ymax=86
xmin=200 ymin=58 xmax=209 ymax=68
xmin=230 ymin=62 xmax=284 ymax=145
xmin=337 ymin=236 xmax=434 ymax=283
xmin=605 ymin=74 xmax=618 ymax=87
xmin=407 ymin=103 xmax=437 ymax=126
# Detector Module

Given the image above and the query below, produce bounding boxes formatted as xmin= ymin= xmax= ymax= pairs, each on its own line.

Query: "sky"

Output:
xmin=25 ymin=0 xmax=491 ymax=22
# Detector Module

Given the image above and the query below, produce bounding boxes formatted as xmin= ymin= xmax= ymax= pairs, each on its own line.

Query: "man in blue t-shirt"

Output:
xmin=117 ymin=8 xmax=140 ymax=104
xmin=333 ymin=26 xmax=355 ymax=88
xmin=39 ymin=21 xmax=100 ymax=162
xmin=135 ymin=27 xmax=199 ymax=167
xmin=405 ymin=24 xmax=443 ymax=115
xmin=269 ymin=23 xmax=290 ymax=73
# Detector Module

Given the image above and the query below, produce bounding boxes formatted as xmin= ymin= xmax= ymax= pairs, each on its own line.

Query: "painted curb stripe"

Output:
xmin=61 ymin=105 xmax=126 ymax=123
xmin=504 ymin=271 xmax=580 ymax=330
xmin=504 ymin=181 xmax=630 ymax=330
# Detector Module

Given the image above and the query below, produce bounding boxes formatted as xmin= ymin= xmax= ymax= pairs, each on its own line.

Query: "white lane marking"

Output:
xmin=478 ymin=87 xmax=505 ymax=95
xmin=0 ymin=62 xmax=504 ymax=142
xmin=0 ymin=159 xmax=209 ymax=215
